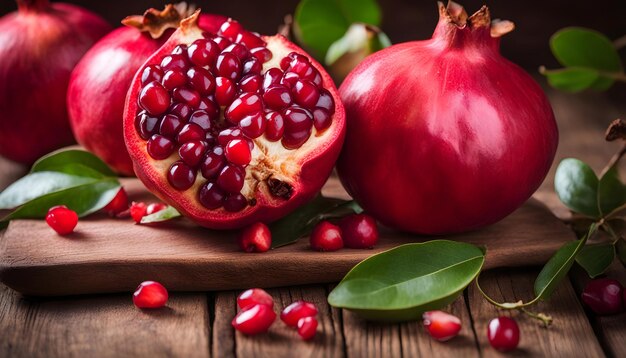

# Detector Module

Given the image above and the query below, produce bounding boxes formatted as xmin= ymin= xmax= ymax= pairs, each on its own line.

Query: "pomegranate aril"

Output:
xmin=280 ymin=301 xmax=318 ymax=327
xmin=162 ymin=69 xmax=187 ymax=90
xmin=238 ymin=288 xmax=274 ymax=309
xmin=223 ymin=43 xmax=249 ymax=60
xmin=288 ymin=52 xmax=309 ymax=64
xmin=239 ymin=112 xmax=266 ymax=138
xmin=316 ymin=89 xmax=335 ymax=114
xmin=187 ymin=67 xmax=215 ymax=95
xmin=225 ymin=93 xmax=263 ymax=123
xmin=310 ymin=221 xmax=343 ymax=251
xmin=103 ymin=188 xmax=129 ymax=216
xmin=171 ymin=44 xmax=187 ymax=55
xmin=212 ymin=36 xmax=232 ymax=51
xmin=235 ymin=31 xmax=265 ymax=48
xmin=250 ymin=47 xmax=272 ymax=63
xmin=215 ymin=77 xmax=237 ymax=106
xmin=225 ymin=139 xmax=252 ymax=166
xmin=238 ymin=222 xmax=271 ymax=252
xmin=224 ymin=193 xmax=248 ymax=212
xmin=201 ymin=146 xmax=226 ymax=179
xmin=136 ymin=112 xmax=160 ymax=140
xmin=263 ymin=85 xmax=292 ymax=110
xmin=159 ymin=114 xmax=184 ymax=138
xmin=280 ymin=56 xmax=291 ymax=71
xmin=46 ymin=205 xmax=78 ymax=235
xmin=423 ymin=310 xmax=462 ymax=342
xmin=292 ymin=80 xmax=320 ymax=109
xmin=141 ymin=65 xmax=163 ymax=85
xmin=147 ymin=134 xmax=175 ymax=159
xmin=130 ymin=202 xmax=147 ymax=223
xmin=265 ymin=112 xmax=285 ymax=141
xmin=281 ymin=72 xmax=300 ymax=88
xmin=189 ymin=110 xmax=213 ymax=131
xmin=231 ymin=303 xmax=276 ymax=335
xmin=339 ymin=214 xmax=379 ymax=249
xmin=133 ymin=281 xmax=168 ymax=309
xmin=283 ymin=107 xmax=313 ymax=134
xmin=139 ymin=81 xmax=171 ymax=116
xmin=581 ymin=278 xmax=624 ymax=315
xmin=283 ymin=129 xmax=312 ymax=149
xmin=297 ymin=317 xmax=318 ymax=341
xmin=242 ymin=58 xmax=262 ymax=75
xmin=263 ymin=68 xmax=283 ymax=89
xmin=160 ymin=54 xmax=189 ymax=71
xmin=179 ymin=140 xmax=208 ymax=167
xmin=172 ymin=87 xmax=201 ymax=108
xmin=168 ymin=161 xmax=196 ymax=190
xmin=216 ymin=52 xmax=242 ymax=81
xmin=239 ymin=74 xmax=262 ymax=93
xmin=169 ymin=103 xmax=192 ymax=121
xmin=146 ymin=202 xmax=168 ymax=215
xmin=199 ymin=182 xmax=225 ymax=209
xmin=187 ymin=39 xmax=219 ymax=67
xmin=177 ymin=123 xmax=205 ymax=144
xmin=313 ymin=108 xmax=331 ymax=131
xmin=218 ymin=128 xmax=244 ymax=146
xmin=487 ymin=317 xmax=520 ymax=352
xmin=218 ymin=19 xmax=244 ymax=41
xmin=291 ymin=60 xmax=316 ymax=80
xmin=217 ymin=165 xmax=245 ymax=193
xmin=196 ymin=98 xmax=220 ymax=118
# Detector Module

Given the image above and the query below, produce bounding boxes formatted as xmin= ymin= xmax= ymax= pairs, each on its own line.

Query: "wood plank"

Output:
xmin=213 ymin=286 xmax=343 ymax=358
xmin=467 ymin=269 xmax=605 ymax=357
xmin=339 ymin=295 xmax=479 ymax=357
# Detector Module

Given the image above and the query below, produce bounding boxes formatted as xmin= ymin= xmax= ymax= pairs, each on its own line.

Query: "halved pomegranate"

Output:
xmin=123 ymin=11 xmax=345 ymax=229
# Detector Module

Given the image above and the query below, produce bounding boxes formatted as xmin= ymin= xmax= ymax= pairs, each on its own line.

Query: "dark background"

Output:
xmin=3 ymin=0 xmax=624 ymax=70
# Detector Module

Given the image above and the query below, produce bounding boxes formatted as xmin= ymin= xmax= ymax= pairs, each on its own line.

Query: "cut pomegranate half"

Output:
xmin=124 ymin=12 xmax=345 ymax=229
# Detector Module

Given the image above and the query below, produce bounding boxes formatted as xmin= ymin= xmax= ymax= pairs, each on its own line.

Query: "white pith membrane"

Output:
xmin=133 ymin=17 xmax=338 ymax=213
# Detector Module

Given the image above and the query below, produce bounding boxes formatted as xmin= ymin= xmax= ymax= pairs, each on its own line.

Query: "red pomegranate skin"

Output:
xmin=337 ymin=4 xmax=558 ymax=234
xmin=68 ymin=12 xmax=226 ymax=176
xmin=0 ymin=0 xmax=111 ymax=164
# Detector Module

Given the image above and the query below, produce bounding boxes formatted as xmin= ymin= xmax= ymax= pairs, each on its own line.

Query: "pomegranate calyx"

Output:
xmin=121 ymin=3 xmax=197 ymax=39
xmin=438 ymin=1 xmax=515 ymax=37
xmin=605 ymin=118 xmax=626 ymax=142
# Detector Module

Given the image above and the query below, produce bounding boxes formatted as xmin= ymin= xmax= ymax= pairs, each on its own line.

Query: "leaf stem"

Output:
xmin=520 ymin=308 xmax=553 ymax=327
xmin=600 ymin=143 xmax=626 ymax=178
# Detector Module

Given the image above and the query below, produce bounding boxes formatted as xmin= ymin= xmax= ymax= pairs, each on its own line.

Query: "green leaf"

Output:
xmin=32 ymin=149 xmax=117 ymax=177
xmin=554 ymin=158 xmax=600 ymax=217
xmin=550 ymin=27 xmax=622 ymax=73
xmin=576 ymin=243 xmax=615 ymax=278
xmin=540 ymin=67 xmax=601 ymax=92
xmin=270 ymin=195 xmax=361 ymax=248
xmin=140 ymin=206 xmax=181 ymax=224
xmin=328 ymin=240 xmax=485 ymax=322
xmin=616 ymin=239 xmax=626 ymax=266
xmin=598 ymin=165 xmax=626 ymax=216
xmin=325 ymin=23 xmax=390 ymax=65
xmin=294 ymin=0 xmax=382 ymax=59
xmin=534 ymin=224 xmax=597 ymax=300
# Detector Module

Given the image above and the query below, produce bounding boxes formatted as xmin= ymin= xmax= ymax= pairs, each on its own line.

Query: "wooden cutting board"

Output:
xmin=0 ymin=177 xmax=574 ymax=296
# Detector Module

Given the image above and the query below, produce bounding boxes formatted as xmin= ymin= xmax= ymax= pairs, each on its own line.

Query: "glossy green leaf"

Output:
xmin=141 ymin=206 xmax=181 ymax=224
xmin=616 ymin=239 xmax=626 ymax=266
xmin=31 ymin=149 xmax=116 ymax=177
xmin=540 ymin=67 xmax=602 ymax=92
xmin=554 ymin=158 xmax=600 ymax=217
xmin=576 ymin=243 xmax=615 ymax=278
xmin=270 ymin=195 xmax=361 ymax=248
xmin=550 ymin=28 xmax=622 ymax=72
xmin=598 ymin=165 xmax=626 ymax=216
xmin=294 ymin=0 xmax=382 ymax=59
xmin=328 ymin=240 xmax=485 ymax=322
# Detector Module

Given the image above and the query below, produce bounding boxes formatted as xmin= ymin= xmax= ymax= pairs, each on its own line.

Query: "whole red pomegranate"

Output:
xmin=337 ymin=2 xmax=558 ymax=234
xmin=123 ymin=12 xmax=345 ymax=229
xmin=0 ymin=0 xmax=111 ymax=164
xmin=68 ymin=3 xmax=226 ymax=176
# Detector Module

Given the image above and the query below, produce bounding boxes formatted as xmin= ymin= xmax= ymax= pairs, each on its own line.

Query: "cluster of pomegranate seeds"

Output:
xmin=130 ymin=201 xmax=167 ymax=223
xmin=45 ymin=205 xmax=78 ymax=235
xmin=134 ymin=19 xmax=336 ymax=213
xmin=133 ymin=281 xmax=169 ymax=309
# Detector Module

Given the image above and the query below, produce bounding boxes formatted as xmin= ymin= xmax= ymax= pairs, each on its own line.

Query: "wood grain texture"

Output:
xmin=468 ymin=269 xmax=605 ymax=357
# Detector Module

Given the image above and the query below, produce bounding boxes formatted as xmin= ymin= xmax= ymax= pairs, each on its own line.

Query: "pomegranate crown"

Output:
xmin=122 ymin=2 xmax=198 ymax=39
xmin=438 ymin=1 xmax=515 ymax=37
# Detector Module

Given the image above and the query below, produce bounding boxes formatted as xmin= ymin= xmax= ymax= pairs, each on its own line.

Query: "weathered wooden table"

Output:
xmin=1 ymin=86 xmax=625 ymax=357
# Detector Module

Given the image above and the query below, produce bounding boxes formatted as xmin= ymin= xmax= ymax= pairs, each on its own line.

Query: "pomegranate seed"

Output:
xmin=339 ymin=214 xmax=379 ymax=249
xmin=225 ymin=139 xmax=252 ymax=166
xmin=147 ymin=134 xmax=175 ymax=160
xmin=265 ymin=112 xmax=285 ymax=142
xmin=280 ymin=301 xmax=318 ymax=327
xmin=487 ymin=317 xmax=520 ymax=352
xmin=159 ymin=114 xmax=184 ymax=138
xmin=217 ymin=165 xmax=246 ymax=193
xmin=187 ymin=67 xmax=215 ymax=95
xmin=160 ymin=54 xmax=189 ymax=71
xmin=292 ymin=79 xmax=320 ymax=109
xmin=199 ymin=182 xmax=226 ymax=209
xmin=200 ymin=146 xmax=226 ymax=179
xmin=45 ymin=205 xmax=78 ymax=235
xmin=280 ymin=57 xmax=291 ymax=71
xmin=423 ymin=310 xmax=462 ymax=342
xmin=316 ymin=89 xmax=335 ymax=114
xmin=130 ymin=202 xmax=147 ymax=223
xmin=235 ymin=31 xmax=265 ymax=48
xmin=250 ymin=47 xmax=272 ymax=63
xmin=225 ymin=93 xmax=263 ymax=123
xmin=162 ymin=69 xmax=187 ymax=90
xmin=218 ymin=19 xmax=244 ymax=41
xmin=168 ymin=161 xmax=196 ymax=190
xmin=288 ymin=52 xmax=309 ymax=65
xmin=216 ymin=52 xmax=242 ymax=81
xmin=313 ymin=108 xmax=332 ymax=131
xmin=223 ymin=43 xmax=249 ymax=60
xmin=196 ymin=98 xmax=219 ymax=118
xmin=146 ymin=202 xmax=167 ymax=215
xmin=139 ymin=81 xmax=170 ymax=116
xmin=263 ymin=85 xmax=292 ymax=110
xmin=171 ymin=44 xmax=187 ymax=55
xmin=263 ymin=68 xmax=283 ymax=89
xmin=239 ymin=74 xmax=262 ymax=93
xmin=213 ymin=36 xmax=232 ymax=51
xmin=179 ymin=140 xmax=208 ymax=167
xmin=172 ymin=87 xmax=201 ymax=108
xmin=218 ymin=128 xmax=244 ymax=146
xmin=237 ymin=288 xmax=274 ymax=309
xmin=282 ymin=107 xmax=313 ymax=149
xmin=291 ymin=61 xmax=318 ymax=83
xmin=310 ymin=221 xmax=343 ymax=251
xmin=224 ymin=193 xmax=248 ymax=212
xmin=581 ymin=278 xmax=624 ymax=315
xmin=103 ymin=188 xmax=129 ymax=216
xmin=297 ymin=317 xmax=318 ymax=341
xmin=239 ymin=112 xmax=266 ymax=138
xmin=187 ymin=39 xmax=219 ymax=67
xmin=238 ymin=222 xmax=271 ymax=253
xmin=141 ymin=65 xmax=163 ymax=85
xmin=231 ymin=304 xmax=276 ymax=335
xmin=133 ymin=281 xmax=168 ymax=309
xmin=136 ymin=111 xmax=160 ymax=140
xmin=189 ymin=110 xmax=213 ymax=131
xmin=242 ymin=58 xmax=262 ymax=75
xmin=281 ymin=72 xmax=300 ymax=88
xmin=177 ymin=123 xmax=205 ymax=143
xmin=169 ymin=103 xmax=192 ymax=120
xmin=215 ymin=77 xmax=237 ymax=106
